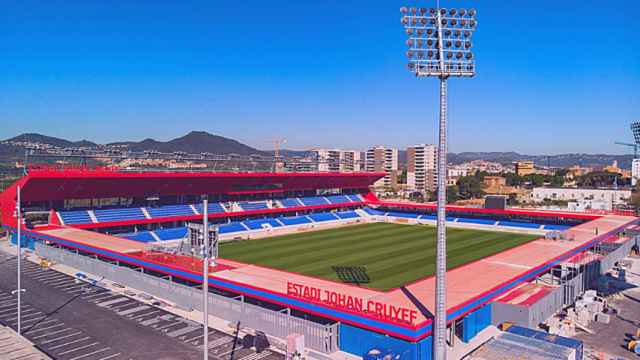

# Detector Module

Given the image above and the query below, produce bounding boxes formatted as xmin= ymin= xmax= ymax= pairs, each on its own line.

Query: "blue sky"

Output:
xmin=1 ymin=1 xmax=638 ymax=154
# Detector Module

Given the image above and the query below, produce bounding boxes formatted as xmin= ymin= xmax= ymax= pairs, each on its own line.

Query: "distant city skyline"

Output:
xmin=1 ymin=1 xmax=638 ymax=154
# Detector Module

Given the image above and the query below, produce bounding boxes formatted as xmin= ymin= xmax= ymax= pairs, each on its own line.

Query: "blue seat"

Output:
xmin=59 ymin=210 xmax=93 ymax=225
xmin=346 ymin=194 xmax=364 ymax=202
xmin=299 ymin=197 xmax=329 ymax=206
xmin=238 ymin=201 xmax=269 ymax=211
xmin=457 ymin=218 xmax=496 ymax=225
xmin=279 ymin=198 xmax=302 ymax=208
xmin=194 ymin=202 xmax=226 ymax=214
xmin=325 ymin=195 xmax=351 ymax=204
xmin=336 ymin=211 xmax=360 ymax=219
xmin=387 ymin=211 xmax=419 ymax=219
xmin=498 ymin=221 xmax=541 ymax=229
xmin=218 ymin=222 xmax=247 ymax=234
xmin=363 ymin=208 xmax=386 ymax=216
xmin=278 ymin=216 xmax=312 ymax=226
xmin=419 ymin=214 xmax=437 ymax=220
xmin=242 ymin=218 xmax=282 ymax=230
xmin=94 ymin=208 xmax=146 ymax=222
xmin=121 ymin=231 xmax=156 ymax=243
xmin=155 ymin=227 xmax=188 ymax=240
xmin=147 ymin=204 xmax=195 ymax=218
xmin=544 ymin=224 xmax=571 ymax=231
xmin=308 ymin=212 xmax=338 ymax=222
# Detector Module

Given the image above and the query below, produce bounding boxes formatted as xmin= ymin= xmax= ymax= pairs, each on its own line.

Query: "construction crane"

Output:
xmin=615 ymin=141 xmax=638 ymax=158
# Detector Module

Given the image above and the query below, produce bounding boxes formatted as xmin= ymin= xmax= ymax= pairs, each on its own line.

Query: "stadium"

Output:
xmin=0 ymin=165 xmax=637 ymax=359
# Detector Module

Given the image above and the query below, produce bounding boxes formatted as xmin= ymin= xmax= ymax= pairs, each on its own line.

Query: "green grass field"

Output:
xmin=219 ymin=222 xmax=539 ymax=291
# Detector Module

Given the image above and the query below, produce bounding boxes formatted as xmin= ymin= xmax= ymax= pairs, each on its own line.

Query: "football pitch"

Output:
xmin=219 ymin=222 xmax=539 ymax=291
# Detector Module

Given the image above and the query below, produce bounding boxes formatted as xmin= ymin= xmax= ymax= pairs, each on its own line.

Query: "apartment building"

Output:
xmin=365 ymin=146 xmax=399 ymax=188
xmin=406 ymin=144 xmax=437 ymax=193
xmin=311 ymin=149 xmax=362 ymax=172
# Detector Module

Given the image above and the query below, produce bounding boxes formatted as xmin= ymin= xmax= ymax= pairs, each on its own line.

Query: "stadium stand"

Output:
xmin=194 ymin=202 xmax=227 ymax=214
xmin=238 ymin=201 xmax=270 ymax=211
xmin=347 ymin=194 xmax=364 ymax=202
xmin=497 ymin=220 xmax=542 ymax=229
xmin=308 ymin=212 xmax=339 ymax=222
xmin=94 ymin=207 xmax=146 ymax=222
xmin=218 ymin=222 xmax=248 ymax=234
xmin=155 ymin=227 xmax=188 ymax=240
xmin=121 ymin=231 xmax=157 ymax=243
xmin=335 ymin=211 xmax=360 ymax=220
xmin=386 ymin=211 xmax=420 ymax=219
xmin=363 ymin=208 xmax=386 ymax=216
xmin=147 ymin=204 xmax=195 ymax=218
xmin=325 ymin=195 xmax=352 ymax=204
xmin=543 ymin=224 xmax=571 ymax=231
xmin=242 ymin=218 xmax=282 ymax=230
xmin=58 ymin=210 xmax=93 ymax=225
xmin=457 ymin=218 xmax=497 ymax=226
xmin=300 ymin=196 xmax=330 ymax=206
xmin=278 ymin=215 xmax=312 ymax=226
xmin=279 ymin=198 xmax=302 ymax=208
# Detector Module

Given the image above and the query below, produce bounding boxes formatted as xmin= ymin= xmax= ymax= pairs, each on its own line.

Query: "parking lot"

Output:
xmin=0 ymin=250 xmax=284 ymax=360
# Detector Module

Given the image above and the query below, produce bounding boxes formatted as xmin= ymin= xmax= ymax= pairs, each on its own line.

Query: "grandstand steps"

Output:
xmin=274 ymin=218 xmax=285 ymax=227
xmin=150 ymin=230 xmax=161 ymax=242
xmin=88 ymin=210 xmax=98 ymax=223
xmin=141 ymin=207 xmax=152 ymax=219
xmin=190 ymin=204 xmax=199 ymax=215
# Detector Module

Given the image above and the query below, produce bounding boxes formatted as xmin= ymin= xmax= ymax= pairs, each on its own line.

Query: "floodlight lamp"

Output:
xmin=406 ymin=39 xmax=414 ymax=47
xmin=429 ymin=8 xmax=436 ymax=15
xmin=460 ymin=19 xmax=467 ymax=26
xmin=411 ymin=7 xmax=417 ymax=14
xmin=470 ymin=20 xmax=477 ymax=28
xmin=420 ymin=18 xmax=427 ymax=25
xmin=401 ymin=17 xmax=409 ymax=25
xmin=455 ymin=40 xmax=462 ymax=47
xmin=419 ymin=7 xmax=427 ymax=15
xmin=407 ymin=63 xmax=415 ymax=70
xmin=464 ymin=30 xmax=470 ymax=37
xmin=440 ymin=8 xmax=447 ymax=15
xmin=406 ymin=50 xmax=414 ymax=58
xmin=465 ymin=52 xmax=473 ymax=59
xmin=454 ymin=29 xmax=461 ymax=37
xmin=445 ymin=40 xmax=452 ymax=48
xmin=455 ymin=52 xmax=463 ymax=59
xmin=427 ymin=50 xmax=434 ymax=58
xmin=464 ymin=42 xmax=471 ymax=49
xmin=417 ymin=29 xmax=424 ymax=36
xmin=459 ymin=8 xmax=466 ymax=16
xmin=417 ymin=39 xmax=424 ymax=47
xmin=450 ymin=19 xmax=457 ymax=26
xmin=441 ymin=19 xmax=447 ymax=25
xmin=400 ymin=6 xmax=408 ymax=14
xmin=468 ymin=9 xmax=476 ymax=17
xmin=449 ymin=9 xmax=456 ymax=16
xmin=427 ymin=39 xmax=434 ymax=46
xmin=445 ymin=29 xmax=452 ymax=36
xmin=406 ymin=28 xmax=413 ymax=35
xmin=427 ymin=28 xmax=434 ymax=35
xmin=446 ymin=52 xmax=453 ymax=59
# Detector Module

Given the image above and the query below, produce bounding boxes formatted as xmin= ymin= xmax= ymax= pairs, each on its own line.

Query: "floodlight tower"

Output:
xmin=400 ymin=4 xmax=477 ymax=359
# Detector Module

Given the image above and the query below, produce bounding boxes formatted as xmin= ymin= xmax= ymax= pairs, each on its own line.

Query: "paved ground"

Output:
xmin=0 ymin=324 xmax=51 ymax=359
xmin=0 ymin=250 xmax=284 ymax=360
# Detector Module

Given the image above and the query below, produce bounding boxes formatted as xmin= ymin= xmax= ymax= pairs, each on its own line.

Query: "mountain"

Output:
xmin=0 ymin=131 xmax=265 ymax=160
xmin=446 ymin=152 xmax=634 ymax=168
xmin=6 ymin=133 xmax=98 ymax=148
xmin=107 ymin=131 xmax=264 ymax=156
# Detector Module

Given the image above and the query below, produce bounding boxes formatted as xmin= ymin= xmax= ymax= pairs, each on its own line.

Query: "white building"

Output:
xmin=406 ymin=144 xmax=437 ymax=192
xmin=632 ymin=159 xmax=640 ymax=186
xmin=531 ymin=187 xmax=631 ymax=207
xmin=365 ymin=146 xmax=399 ymax=188
xmin=311 ymin=149 xmax=362 ymax=172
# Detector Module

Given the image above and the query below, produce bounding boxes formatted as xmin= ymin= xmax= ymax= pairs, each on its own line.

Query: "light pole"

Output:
xmin=400 ymin=5 xmax=477 ymax=360
xmin=15 ymin=186 xmax=23 ymax=334
xmin=202 ymin=197 xmax=209 ymax=360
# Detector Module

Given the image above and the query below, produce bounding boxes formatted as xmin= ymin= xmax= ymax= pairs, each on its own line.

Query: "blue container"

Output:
xmin=505 ymin=325 xmax=583 ymax=360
